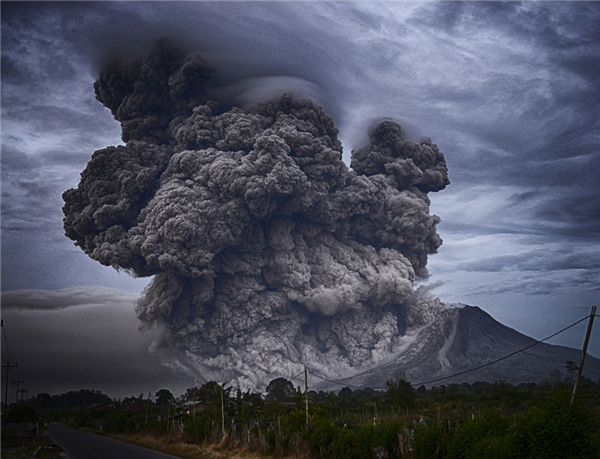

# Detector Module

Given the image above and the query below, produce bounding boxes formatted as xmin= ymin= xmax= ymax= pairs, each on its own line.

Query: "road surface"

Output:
xmin=47 ymin=423 xmax=181 ymax=459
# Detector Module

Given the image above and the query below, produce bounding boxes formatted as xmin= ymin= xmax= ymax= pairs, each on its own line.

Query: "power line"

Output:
xmin=308 ymin=370 xmax=375 ymax=390
xmin=0 ymin=319 xmax=9 ymax=363
xmin=413 ymin=312 xmax=592 ymax=387
xmin=1 ymin=319 xmax=17 ymax=364
xmin=305 ymin=312 xmax=593 ymax=390
xmin=289 ymin=370 xmax=305 ymax=382
xmin=0 ymin=319 xmax=27 ymax=398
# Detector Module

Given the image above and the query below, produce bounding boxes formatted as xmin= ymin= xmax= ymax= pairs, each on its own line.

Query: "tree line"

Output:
xmin=5 ymin=369 xmax=600 ymax=458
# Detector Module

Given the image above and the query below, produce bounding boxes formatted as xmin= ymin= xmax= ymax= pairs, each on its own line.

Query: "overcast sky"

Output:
xmin=1 ymin=1 xmax=599 ymax=399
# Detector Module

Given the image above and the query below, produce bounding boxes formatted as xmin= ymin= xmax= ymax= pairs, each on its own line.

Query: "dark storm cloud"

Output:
xmin=418 ymin=1 xmax=600 ymax=143
xmin=1 ymin=145 xmax=74 ymax=232
xmin=477 ymin=268 xmax=600 ymax=298
xmin=420 ymin=1 xmax=468 ymax=31
xmin=456 ymin=246 xmax=600 ymax=274
xmin=6 ymin=104 xmax=112 ymax=135
xmin=1 ymin=2 xmax=128 ymax=291
xmin=1 ymin=141 xmax=91 ymax=292
xmin=1 ymin=296 xmax=194 ymax=397
xmin=509 ymin=183 xmax=600 ymax=241
xmin=62 ymin=40 xmax=450 ymax=389
xmin=1 ymin=54 xmax=26 ymax=83
xmin=414 ymin=1 xmax=600 ymax=257
xmin=1 ymin=145 xmax=35 ymax=177
xmin=1 ymin=287 xmax=140 ymax=311
xmin=3 ymin=1 xmax=600 ymax=394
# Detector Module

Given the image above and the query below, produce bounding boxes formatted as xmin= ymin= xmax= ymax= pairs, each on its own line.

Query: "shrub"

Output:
xmin=413 ymin=422 xmax=447 ymax=459
xmin=6 ymin=404 xmax=36 ymax=422
xmin=103 ymin=411 xmax=135 ymax=434
xmin=183 ymin=413 xmax=214 ymax=443
xmin=448 ymin=409 xmax=510 ymax=459
xmin=309 ymin=417 xmax=337 ymax=458
xmin=512 ymin=400 xmax=596 ymax=459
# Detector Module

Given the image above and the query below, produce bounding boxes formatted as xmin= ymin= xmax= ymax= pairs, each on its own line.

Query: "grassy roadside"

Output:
xmin=1 ymin=430 xmax=64 ymax=459
xmin=108 ymin=431 xmax=271 ymax=459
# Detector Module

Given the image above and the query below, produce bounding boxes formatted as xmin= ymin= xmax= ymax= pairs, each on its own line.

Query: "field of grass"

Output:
xmin=1 ymin=430 xmax=64 ymax=459
xmin=8 ymin=379 xmax=600 ymax=459
xmin=111 ymin=431 xmax=268 ymax=459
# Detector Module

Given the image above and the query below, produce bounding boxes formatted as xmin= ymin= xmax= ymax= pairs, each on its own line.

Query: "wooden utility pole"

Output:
xmin=12 ymin=380 xmax=25 ymax=402
xmin=571 ymin=305 xmax=597 ymax=406
xmin=304 ymin=367 xmax=309 ymax=429
xmin=192 ymin=394 xmax=196 ymax=420
xmin=220 ymin=385 xmax=225 ymax=438
xmin=16 ymin=387 xmax=28 ymax=402
xmin=145 ymin=391 xmax=151 ymax=422
xmin=166 ymin=401 xmax=170 ymax=431
xmin=2 ymin=361 xmax=18 ymax=427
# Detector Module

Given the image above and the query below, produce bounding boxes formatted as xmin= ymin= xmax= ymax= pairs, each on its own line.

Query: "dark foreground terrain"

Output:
xmin=7 ymin=379 xmax=600 ymax=459
xmin=47 ymin=423 xmax=180 ymax=459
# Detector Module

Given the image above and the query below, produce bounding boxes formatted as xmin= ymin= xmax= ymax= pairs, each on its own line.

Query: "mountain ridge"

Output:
xmin=314 ymin=304 xmax=600 ymax=390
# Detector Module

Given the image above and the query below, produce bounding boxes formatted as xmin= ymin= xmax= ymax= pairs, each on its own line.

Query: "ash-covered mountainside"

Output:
xmin=320 ymin=304 xmax=600 ymax=389
xmin=63 ymin=40 xmax=450 ymax=390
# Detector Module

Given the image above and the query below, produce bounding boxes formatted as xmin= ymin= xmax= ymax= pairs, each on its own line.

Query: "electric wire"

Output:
xmin=305 ymin=312 xmax=593 ymax=390
xmin=2 ymin=319 xmax=26 ymax=401
xmin=289 ymin=370 xmax=305 ymax=382
xmin=0 ymin=310 xmax=595 ymax=400
xmin=0 ymin=319 xmax=10 ymax=363
xmin=413 ymin=312 xmax=592 ymax=386
xmin=308 ymin=370 xmax=373 ymax=390
xmin=1 ymin=320 xmax=17 ymax=364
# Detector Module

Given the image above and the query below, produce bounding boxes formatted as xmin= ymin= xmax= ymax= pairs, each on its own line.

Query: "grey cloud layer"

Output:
xmin=2 ymin=297 xmax=193 ymax=398
xmin=418 ymin=2 xmax=600 ymax=243
xmin=62 ymin=41 xmax=449 ymax=389
xmin=1 ymin=287 xmax=140 ymax=311
xmin=2 ymin=1 xmax=600 ymax=393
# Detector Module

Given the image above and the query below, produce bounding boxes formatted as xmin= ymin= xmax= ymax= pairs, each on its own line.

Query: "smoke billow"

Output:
xmin=63 ymin=40 xmax=450 ymax=389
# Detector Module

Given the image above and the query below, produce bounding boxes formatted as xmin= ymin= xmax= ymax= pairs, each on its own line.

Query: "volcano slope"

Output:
xmin=316 ymin=304 xmax=600 ymax=389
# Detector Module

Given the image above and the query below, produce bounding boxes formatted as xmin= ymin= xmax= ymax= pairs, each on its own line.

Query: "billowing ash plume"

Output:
xmin=63 ymin=40 xmax=450 ymax=389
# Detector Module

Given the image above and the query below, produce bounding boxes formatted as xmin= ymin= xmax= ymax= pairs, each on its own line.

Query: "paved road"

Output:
xmin=47 ymin=423 xmax=181 ymax=459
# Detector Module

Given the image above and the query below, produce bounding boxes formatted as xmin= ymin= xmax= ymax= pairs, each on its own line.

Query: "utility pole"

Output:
xmin=192 ymin=394 xmax=196 ymax=420
xmin=12 ymin=380 xmax=25 ymax=403
xmin=304 ymin=367 xmax=309 ymax=429
xmin=571 ymin=305 xmax=597 ymax=406
xmin=220 ymin=385 xmax=225 ymax=438
xmin=145 ymin=391 xmax=151 ymax=422
xmin=166 ymin=401 xmax=170 ymax=431
xmin=16 ymin=387 xmax=28 ymax=402
xmin=2 ymin=361 xmax=18 ymax=427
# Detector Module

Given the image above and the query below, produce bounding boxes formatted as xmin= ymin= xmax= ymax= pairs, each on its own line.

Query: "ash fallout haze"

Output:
xmin=1 ymin=2 xmax=599 ymax=398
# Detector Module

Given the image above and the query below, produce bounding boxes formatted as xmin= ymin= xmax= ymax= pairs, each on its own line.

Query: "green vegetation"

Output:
xmin=1 ymin=428 xmax=64 ymax=459
xmin=5 ymin=376 xmax=600 ymax=458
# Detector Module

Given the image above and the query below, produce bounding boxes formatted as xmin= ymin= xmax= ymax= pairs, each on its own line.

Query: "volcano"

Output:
xmin=315 ymin=304 xmax=600 ymax=389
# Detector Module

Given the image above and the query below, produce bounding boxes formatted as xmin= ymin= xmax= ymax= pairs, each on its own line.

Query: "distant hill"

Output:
xmin=315 ymin=304 xmax=600 ymax=390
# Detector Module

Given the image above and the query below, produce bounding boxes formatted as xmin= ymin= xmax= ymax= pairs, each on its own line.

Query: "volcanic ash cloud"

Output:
xmin=63 ymin=41 xmax=450 ymax=389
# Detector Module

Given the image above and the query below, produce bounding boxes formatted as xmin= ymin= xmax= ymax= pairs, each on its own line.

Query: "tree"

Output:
xmin=197 ymin=381 xmax=230 ymax=405
xmin=338 ymin=387 xmax=353 ymax=400
xmin=50 ymin=389 xmax=111 ymax=408
xmin=155 ymin=388 xmax=174 ymax=407
xmin=548 ymin=369 xmax=563 ymax=389
xmin=293 ymin=386 xmax=305 ymax=410
xmin=7 ymin=404 xmax=36 ymax=422
xmin=36 ymin=392 xmax=53 ymax=411
xmin=565 ymin=360 xmax=578 ymax=384
xmin=265 ymin=378 xmax=295 ymax=402
xmin=185 ymin=386 xmax=202 ymax=402
xmin=386 ymin=372 xmax=416 ymax=408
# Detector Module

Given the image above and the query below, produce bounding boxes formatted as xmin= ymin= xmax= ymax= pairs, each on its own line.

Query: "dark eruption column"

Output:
xmin=63 ymin=41 xmax=450 ymax=389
